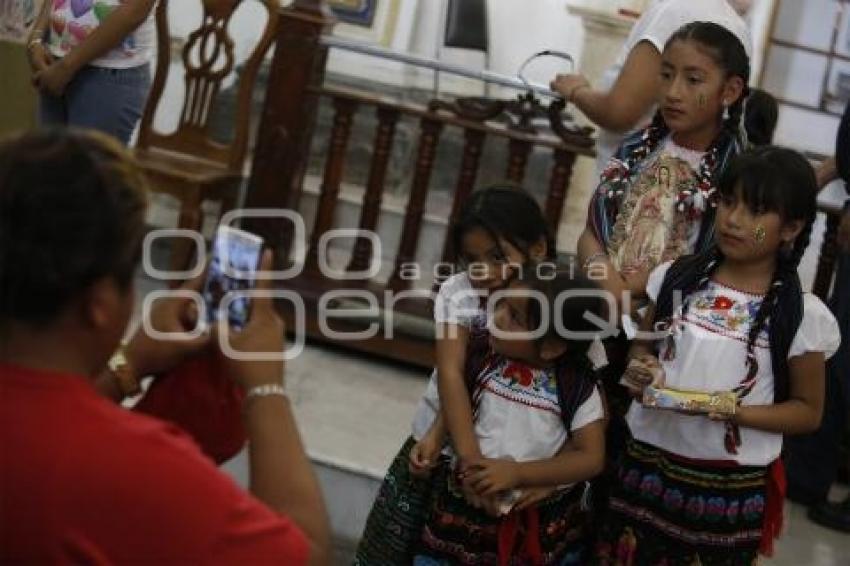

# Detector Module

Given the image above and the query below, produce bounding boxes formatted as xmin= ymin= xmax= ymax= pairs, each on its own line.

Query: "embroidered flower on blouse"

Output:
xmin=503 ymin=363 xmax=535 ymax=388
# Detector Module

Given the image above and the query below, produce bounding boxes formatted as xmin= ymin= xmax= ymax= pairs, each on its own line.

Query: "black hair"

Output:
xmin=665 ymin=21 xmax=751 ymax=138
xmin=466 ymin=265 xmax=604 ymax=438
xmin=600 ymin=22 xmax=752 ymax=250
xmin=653 ymin=146 xmax=818 ymax=452
xmin=744 ymin=88 xmax=779 ymax=146
xmin=451 ymin=185 xmax=556 ymax=265
xmin=0 ymin=129 xmax=148 ymax=327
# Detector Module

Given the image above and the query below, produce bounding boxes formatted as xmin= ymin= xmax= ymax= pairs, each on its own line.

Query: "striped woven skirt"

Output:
xmin=354 ymin=436 xmax=441 ymax=565
xmin=596 ymin=438 xmax=767 ymax=566
xmin=415 ymin=460 xmax=589 ymax=565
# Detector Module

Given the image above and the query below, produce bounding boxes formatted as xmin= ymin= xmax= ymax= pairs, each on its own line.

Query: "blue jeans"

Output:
xmin=39 ymin=64 xmax=151 ymax=145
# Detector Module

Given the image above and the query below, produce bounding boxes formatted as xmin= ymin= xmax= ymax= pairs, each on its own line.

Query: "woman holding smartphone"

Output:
xmin=0 ymin=128 xmax=330 ymax=564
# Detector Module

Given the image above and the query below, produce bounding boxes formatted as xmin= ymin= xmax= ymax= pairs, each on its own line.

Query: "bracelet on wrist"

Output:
xmin=244 ymin=383 xmax=288 ymax=410
xmin=582 ymin=251 xmax=608 ymax=272
xmin=27 ymin=37 xmax=43 ymax=51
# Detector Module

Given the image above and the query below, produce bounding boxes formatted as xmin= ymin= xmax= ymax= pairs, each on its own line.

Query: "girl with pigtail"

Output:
xmin=579 ymin=21 xmax=755 ymax=316
xmin=576 ymin=22 xmax=760 ymax=490
xmin=598 ymin=146 xmax=840 ymax=564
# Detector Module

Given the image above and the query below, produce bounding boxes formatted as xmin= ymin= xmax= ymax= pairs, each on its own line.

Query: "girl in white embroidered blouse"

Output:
xmin=599 ymin=147 xmax=841 ymax=565
xmin=355 ymin=186 xmax=555 ymax=565
xmin=414 ymin=268 xmax=607 ymax=564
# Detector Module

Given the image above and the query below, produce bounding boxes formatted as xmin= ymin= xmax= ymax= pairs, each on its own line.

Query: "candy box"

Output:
xmin=642 ymin=385 xmax=737 ymax=416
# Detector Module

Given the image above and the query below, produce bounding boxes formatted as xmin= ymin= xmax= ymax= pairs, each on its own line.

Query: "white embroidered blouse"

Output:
xmin=626 ymin=262 xmax=841 ymax=466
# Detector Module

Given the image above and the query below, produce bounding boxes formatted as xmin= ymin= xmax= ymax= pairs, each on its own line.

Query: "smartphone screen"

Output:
xmin=203 ymin=226 xmax=264 ymax=330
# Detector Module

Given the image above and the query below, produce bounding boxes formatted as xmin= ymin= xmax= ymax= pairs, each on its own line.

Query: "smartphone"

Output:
xmin=202 ymin=225 xmax=264 ymax=331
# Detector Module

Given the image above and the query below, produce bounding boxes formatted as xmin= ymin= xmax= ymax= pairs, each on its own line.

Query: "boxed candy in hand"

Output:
xmin=642 ymin=385 xmax=737 ymax=416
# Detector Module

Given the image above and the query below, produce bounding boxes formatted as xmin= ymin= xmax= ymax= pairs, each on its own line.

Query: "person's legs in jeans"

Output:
xmin=63 ymin=65 xmax=151 ymax=145
xmin=39 ymin=91 xmax=67 ymax=127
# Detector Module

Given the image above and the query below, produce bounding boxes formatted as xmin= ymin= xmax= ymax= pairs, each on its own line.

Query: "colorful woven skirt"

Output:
xmin=415 ymin=460 xmax=589 ymax=565
xmin=596 ymin=438 xmax=767 ymax=566
xmin=354 ymin=436 xmax=440 ymax=565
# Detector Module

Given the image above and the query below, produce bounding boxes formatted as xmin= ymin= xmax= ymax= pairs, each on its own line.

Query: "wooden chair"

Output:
xmin=135 ymin=0 xmax=279 ymax=270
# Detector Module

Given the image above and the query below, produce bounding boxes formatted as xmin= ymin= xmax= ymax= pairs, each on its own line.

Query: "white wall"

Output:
xmin=163 ymin=0 xmax=584 ymax=97
xmin=158 ymin=0 xmax=843 ymax=157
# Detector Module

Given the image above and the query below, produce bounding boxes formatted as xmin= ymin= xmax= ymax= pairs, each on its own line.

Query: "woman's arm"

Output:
xmin=729 ymin=351 xmax=826 ymax=434
xmin=36 ymin=0 xmax=156 ymax=95
xmin=26 ymin=0 xmax=51 ymax=43
xmin=578 ymin=226 xmax=653 ymax=324
xmin=816 ymin=156 xmax=838 ymax=191
xmin=577 ymin=227 xmax=625 ymax=298
xmin=436 ymin=324 xmax=482 ymax=466
xmin=25 ymin=0 xmax=53 ymax=75
xmin=552 ymin=41 xmax=662 ymax=133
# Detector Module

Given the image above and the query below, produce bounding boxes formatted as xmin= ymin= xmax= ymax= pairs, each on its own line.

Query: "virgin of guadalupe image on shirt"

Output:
xmin=608 ymin=154 xmax=697 ymax=274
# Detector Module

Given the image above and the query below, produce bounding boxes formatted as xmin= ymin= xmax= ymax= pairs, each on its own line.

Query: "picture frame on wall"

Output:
xmin=329 ymin=0 xmax=378 ymax=27
xmin=329 ymin=0 xmax=417 ymax=48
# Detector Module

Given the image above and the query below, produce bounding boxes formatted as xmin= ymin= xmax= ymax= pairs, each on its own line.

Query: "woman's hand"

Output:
xmin=550 ymin=73 xmax=591 ymax=102
xmin=466 ymin=458 xmax=522 ymax=497
xmin=26 ymin=42 xmax=53 ymax=79
xmin=126 ymin=270 xmax=210 ymax=378
xmin=34 ymin=59 xmax=76 ymax=97
xmin=214 ymin=250 xmax=286 ymax=391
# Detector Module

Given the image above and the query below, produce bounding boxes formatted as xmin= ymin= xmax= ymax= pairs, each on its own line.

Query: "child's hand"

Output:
xmin=408 ymin=430 xmax=443 ymax=478
xmin=466 ymin=458 xmax=521 ymax=497
xmin=621 ymin=355 xmax=664 ymax=397
xmin=513 ymin=486 xmax=557 ymax=511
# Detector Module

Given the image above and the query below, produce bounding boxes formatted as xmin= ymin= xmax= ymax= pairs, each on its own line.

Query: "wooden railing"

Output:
xmin=239 ymin=0 xmax=843 ymax=367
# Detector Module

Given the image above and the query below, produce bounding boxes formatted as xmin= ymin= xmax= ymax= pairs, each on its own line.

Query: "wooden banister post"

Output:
xmin=243 ymin=0 xmax=334 ymax=263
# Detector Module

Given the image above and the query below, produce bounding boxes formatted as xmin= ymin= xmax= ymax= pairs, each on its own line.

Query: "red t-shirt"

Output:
xmin=0 ymin=363 xmax=310 ymax=564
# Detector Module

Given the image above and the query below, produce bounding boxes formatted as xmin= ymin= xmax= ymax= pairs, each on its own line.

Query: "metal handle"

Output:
xmin=516 ymin=50 xmax=575 ymax=90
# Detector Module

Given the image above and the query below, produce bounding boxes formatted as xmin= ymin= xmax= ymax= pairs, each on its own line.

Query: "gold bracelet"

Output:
xmin=108 ymin=341 xmax=141 ymax=398
xmin=582 ymin=251 xmax=608 ymax=272
xmin=26 ymin=37 xmax=43 ymax=51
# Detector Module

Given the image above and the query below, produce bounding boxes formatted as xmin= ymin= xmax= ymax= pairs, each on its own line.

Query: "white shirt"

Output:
xmin=626 ymin=262 xmax=841 ymax=466
xmin=595 ymin=0 xmax=753 ymax=175
xmin=47 ymin=0 xmax=156 ymax=69
xmin=411 ymin=272 xmax=486 ymax=440
xmin=474 ymin=357 xmax=604 ymax=464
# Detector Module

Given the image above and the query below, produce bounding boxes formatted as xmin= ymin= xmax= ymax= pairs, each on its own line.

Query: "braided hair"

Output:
xmin=653 ymin=147 xmax=818 ymax=453
xmin=452 ymin=184 xmax=557 ymax=267
xmin=593 ymin=22 xmax=751 ymax=254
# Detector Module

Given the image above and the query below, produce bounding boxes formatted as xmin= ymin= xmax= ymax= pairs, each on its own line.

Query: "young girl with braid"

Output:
xmin=577 ymin=21 xmax=755 ymax=474
xmin=597 ymin=147 xmax=840 ymax=565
